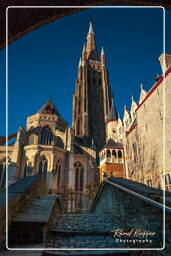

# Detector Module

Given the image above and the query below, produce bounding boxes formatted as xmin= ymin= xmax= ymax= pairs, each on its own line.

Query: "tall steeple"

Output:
xmin=86 ymin=22 xmax=98 ymax=61
xmin=101 ymin=46 xmax=105 ymax=65
xmin=108 ymin=97 xmax=118 ymax=121
xmin=72 ymin=22 xmax=112 ymax=150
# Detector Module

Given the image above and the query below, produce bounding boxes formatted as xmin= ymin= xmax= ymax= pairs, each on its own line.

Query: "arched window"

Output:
xmin=107 ymin=149 xmax=111 ymax=158
xmin=112 ymin=150 xmax=117 ymax=158
xmin=56 ymin=160 xmax=62 ymax=189
xmin=39 ymin=127 xmax=53 ymax=145
xmin=74 ymin=161 xmax=84 ymax=192
xmin=118 ymin=150 xmax=122 ymax=158
xmin=118 ymin=150 xmax=122 ymax=163
xmin=77 ymin=120 xmax=81 ymax=136
xmin=38 ymin=156 xmax=48 ymax=176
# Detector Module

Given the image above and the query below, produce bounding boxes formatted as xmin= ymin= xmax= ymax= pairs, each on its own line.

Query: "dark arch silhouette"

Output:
xmin=1 ymin=1 xmax=170 ymax=49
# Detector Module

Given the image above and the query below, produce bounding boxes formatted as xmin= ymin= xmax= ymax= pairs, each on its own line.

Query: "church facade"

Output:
xmin=0 ymin=22 xmax=171 ymax=195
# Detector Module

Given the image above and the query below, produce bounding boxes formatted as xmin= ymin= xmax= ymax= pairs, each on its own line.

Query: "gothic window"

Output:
xmin=39 ymin=127 xmax=53 ymax=145
xmin=56 ymin=160 xmax=62 ymax=189
xmin=107 ymin=149 xmax=111 ymax=158
xmin=77 ymin=120 xmax=81 ymax=136
xmin=74 ymin=161 xmax=84 ymax=192
xmin=38 ymin=156 xmax=48 ymax=176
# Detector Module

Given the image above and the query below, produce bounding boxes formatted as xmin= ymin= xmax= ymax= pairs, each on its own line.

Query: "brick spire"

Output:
xmin=86 ymin=22 xmax=98 ymax=61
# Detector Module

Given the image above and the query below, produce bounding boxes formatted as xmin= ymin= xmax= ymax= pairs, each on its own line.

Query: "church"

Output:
xmin=0 ymin=22 xmax=171 ymax=196
xmin=0 ymin=22 xmax=123 ymax=196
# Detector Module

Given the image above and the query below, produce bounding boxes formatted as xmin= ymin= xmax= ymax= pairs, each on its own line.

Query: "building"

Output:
xmin=0 ymin=22 xmax=171 ymax=197
xmin=0 ymin=22 xmax=119 ymax=199
xmin=101 ymin=53 xmax=171 ymax=191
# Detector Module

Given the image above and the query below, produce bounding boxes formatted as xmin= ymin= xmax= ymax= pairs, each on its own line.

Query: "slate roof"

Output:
xmin=104 ymin=138 xmax=123 ymax=149
xmin=37 ymin=98 xmax=61 ymax=116
xmin=0 ymin=176 xmax=40 ymax=207
xmin=91 ymin=177 xmax=171 ymax=212
xmin=13 ymin=195 xmax=57 ymax=223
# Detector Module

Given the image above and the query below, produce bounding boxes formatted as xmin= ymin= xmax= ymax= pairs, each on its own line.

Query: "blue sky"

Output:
xmin=0 ymin=7 xmax=170 ymax=136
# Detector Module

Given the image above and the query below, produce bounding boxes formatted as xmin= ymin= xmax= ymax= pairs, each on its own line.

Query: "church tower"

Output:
xmin=72 ymin=22 xmax=113 ymax=150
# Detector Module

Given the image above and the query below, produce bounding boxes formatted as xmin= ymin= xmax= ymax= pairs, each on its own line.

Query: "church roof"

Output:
xmin=103 ymin=138 xmax=123 ymax=149
xmin=37 ymin=99 xmax=61 ymax=116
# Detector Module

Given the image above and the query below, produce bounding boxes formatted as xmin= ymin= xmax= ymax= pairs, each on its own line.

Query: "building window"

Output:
xmin=107 ymin=149 xmax=111 ymax=158
xmin=38 ymin=156 xmax=48 ymax=176
xmin=146 ymin=179 xmax=152 ymax=187
xmin=118 ymin=150 xmax=122 ymax=163
xmin=112 ymin=150 xmax=116 ymax=158
xmin=77 ymin=120 xmax=81 ymax=136
xmin=56 ymin=160 xmax=62 ymax=189
xmin=163 ymin=174 xmax=171 ymax=191
xmin=78 ymin=100 xmax=81 ymax=114
xmin=74 ymin=161 xmax=84 ymax=192
xmin=39 ymin=127 xmax=53 ymax=145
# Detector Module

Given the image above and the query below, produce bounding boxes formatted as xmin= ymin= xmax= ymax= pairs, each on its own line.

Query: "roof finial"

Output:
xmin=101 ymin=46 xmax=105 ymax=56
xmin=131 ymin=95 xmax=134 ymax=102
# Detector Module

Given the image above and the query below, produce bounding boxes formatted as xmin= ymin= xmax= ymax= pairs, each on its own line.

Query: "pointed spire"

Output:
xmin=86 ymin=22 xmax=98 ymax=61
xmin=79 ymin=58 xmax=81 ymax=67
xmin=101 ymin=46 xmax=105 ymax=56
xmin=82 ymin=43 xmax=86 ymax=52
xmin=140 ymin=83 xmax=144 ymax=91
xmin=88 ymin=21 xmax=94 ymax=36
xmin=131 ymin=95 xmax=134 ymax=102
xmin=108 ymin=97 xmax=118 ymax=121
